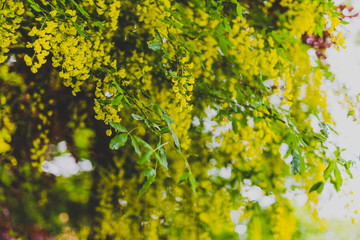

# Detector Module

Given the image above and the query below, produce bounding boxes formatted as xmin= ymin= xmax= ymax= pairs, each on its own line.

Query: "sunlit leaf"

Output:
xmin=109 ymin=133 xmax=128 ymax=150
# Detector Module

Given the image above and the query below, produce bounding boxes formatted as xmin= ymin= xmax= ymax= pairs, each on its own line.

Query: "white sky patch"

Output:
xmin=259 ymin=194 xmax=276 ymax=209
xmin=234 ymin=224 xmax=247 ymax=235
xmin=241 ymin=184 xmax=264 ymax=202
xmin=57 ymin=140 xmax=67 ymax=153
xmin=104 ymin=91 xmax=113 ymax=97
xmin=219 ymin=165 xmax=232 ymax=179
xmin=41 ymin=141 xmax=94 ymax=177
xmin=284 ymin=188 xmax=308 ymax=207
xmin=192 ymin=116 xmax=200 ymax=126
xmin=230 ymin=209 xmax=241 ymax=224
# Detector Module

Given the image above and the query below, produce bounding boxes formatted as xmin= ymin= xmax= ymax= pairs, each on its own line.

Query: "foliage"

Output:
xmin=0 ymin=0 xmax=357 ymax=239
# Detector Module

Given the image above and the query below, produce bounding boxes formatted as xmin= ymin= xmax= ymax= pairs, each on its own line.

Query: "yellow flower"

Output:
xmin=50 ymin=10 xmax=57 ymax=17
xmin=106 ymin=129 xmax=112 ymax=136
xmin=0 ymin=138 xmax=11 ymax=153
xmin=24 ymin=55 xmax=32 ymax=66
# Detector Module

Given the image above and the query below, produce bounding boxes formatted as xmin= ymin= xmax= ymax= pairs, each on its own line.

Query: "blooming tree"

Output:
xmin=0 ymin=0 xmax=357 ymax=239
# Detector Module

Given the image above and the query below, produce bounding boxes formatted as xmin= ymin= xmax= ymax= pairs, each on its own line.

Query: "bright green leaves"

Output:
xmin=137 ymin=150 xmax=153 ymax=165
xmin=154 ymin=28 xmax=163 ymax=43
xmin=179 ymin=172 xmax=189 ymax=184
xmin=69 ymin=0 xmax=90 ymax=20
xmin=153 ymin=103 xmax=181 ymax=152
xmin=207 ymin=1 xmax=244 ymax=56
xmin=108 ymin=129 xmax=167 ymax=198
xmin=169 ymin=70 xmax=177 ymax=78
xmin=290 ymin=149 xmax=300 ymax=175
xmin=231 ymin=117 xmax=239 ymax=133
xmin=93 ymin=21 xmax=106 ymax=30
xmin=324 ymin=161 xmax=334 ymax=180
xmin=27 ymin=0 xmax=42 ymax=12
xmin=287 ymin=134 xmax=305 ymax=175
xmin=109 ymin=120 xmax=127 ymax=132
xmin=155 ymin=142 xmax=168 ymax=170
xmin=138 ymin=167 xmax=156 ymax=198
xmin=109 ymin=133 xmax=128 ymax=150
xmin=133 ymin=135 xmax=152 ymax=150
xmin=323 ymin=161 xmax=343 ymax=192
xmin=322 ymin=148 xmax=353 ymax=192
xmin=110 ymin=79 xmax=131 ymax=108
xmin=179 ymin=171 xmax=197 ymax=196
xmin=108 ymin=120 xmax=128 ymax=150
xmin=134 ymin=138 xmax=170 ymax=197
xmin=111 ymin=94 xmax=123 ymax=105
xmin=131 ymin=113 xmax=144 ymax=121
xmin=236 ymin=2 xmax=245 ymax=18
xmin=216 ymin=21 xmax=234 ymax=56
xmin=148 ymin=29 xmax=165 ymax=51
xmin=218 ymin=37 xmax=228 ymax=56
xmin=319 ymin=122 xmax=328 ymax=138
xmin=217 ymin=22 xmax=225 ymax=35
xmin=223 ymin=18 xmax=232 ymax=33
xmin=309 ymin=181 xmax=325 ymax=193
xmin=130 ymin=135 xmax=141 ymax=156
xmin=169 ymin=125 xmax=180 ymax=151
xmin=144 ymin=166 xmax=156 ymax=177
xmin=189 ymin=174 xmax=196 ymax=196
xmin=155 ymin=152 xmax=168 ymax=170
xmin=148 ymin=41 xmax=162 ymax=51
xmin=333 ymin=165 xmax=343 ymax=192
xmin=112 ymin=79 xmax=124 ymax=95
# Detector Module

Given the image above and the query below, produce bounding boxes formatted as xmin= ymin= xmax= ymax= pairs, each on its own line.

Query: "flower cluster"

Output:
xmin=0 ymin=0 xmax=24 ymax=63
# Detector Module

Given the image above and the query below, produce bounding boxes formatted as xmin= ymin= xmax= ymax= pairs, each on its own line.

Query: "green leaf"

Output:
xmin=189 ymin=173 xmax=197 ymax=196
xmin=138 ymin=175 xmax=155 ymax=198
xmin=333 ymin=164 xmax=343 ymax=191
xmin=219 ymin=37 xmax=228 ymax=56
xmin=159 ymin=126 xmax=170 ymax=134
xmin=309 ymin=181 xmax=324 ymax=193
xmin=96 ymin=99 xmax=111 ymax=104
xmin=155 ymin=146 xmax=168 ymax=170
xmin=131 ymin=113 xmax=144 ymax=121
xmin=299 ymin=153 xmax=305 ymax=174
xmin=109 ymin=120 xmax=127 ymax=132
xmin=169 ymin=70 xmax=177 ymax=78
xmin=323 ymin=161 xmax=334 ymax=180
xmin=30 ymin=3 xmax=42 ymax=12
xmin=319 ymin=122 xmax=328 ymax=138
xmin=236 ymin=3 xmax=244 ymax=18
xmin=160 ymin=110 xmax=175 ymax=124
xmin=290 ymin=149 xmax=300 ymax=175
xmin=134 ymin=136 xmax=153 ymax=150
xmin=344 ymin=161 xmax=353 ymax=179
xmin=112 ymin=80 xmax=124 ymax=95
xmin=223 ymin=18 xmax=232 ymax=32
xmin=170 ymin=127 xmax=181 ymax=151
xmin=137 ymin=150 xmax=153 ymax=165
xmin=143 ymin=167 xmax=156 ymax=177
xmin=179 ymin=172 xmax=189 ymax=183
xmin=148 ymin=41 xmax=162 ymax=51
xmin=217 ymin=23 xmax=224 ymax=35
xmin=111 ymin=94 xmax=123 ymax=105
xmin=74 ymin=24 xmax=88 ymax=38
xmin=232 ymin=118 xmax=238 ymax=133
xmin=93 ymin=21 xmax=106 ymax=30
xmin=70 ymin=0 xmax=90 ymax=19
xmin=109 ymin=133 xmax=128 ymax=150
xmin=130 ymin=135 xmax=141 ymax=156
xmin=154 ymin=28 xmax=162 ymax=43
